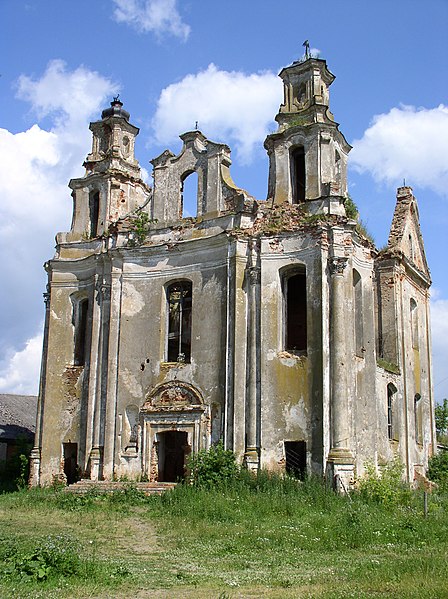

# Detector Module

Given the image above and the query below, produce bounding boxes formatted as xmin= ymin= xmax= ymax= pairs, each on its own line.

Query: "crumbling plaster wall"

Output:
xmin=111 ymin=234 xmax=230 ymax=478
xmin=259 ymin=232 xmax=324 ymax=474
xmin=39 ymin=269 xmax=95 ymax=485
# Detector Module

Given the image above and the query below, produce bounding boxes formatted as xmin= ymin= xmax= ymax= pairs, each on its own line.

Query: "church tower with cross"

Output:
xmin=30 ymin=54 xmax=435 ymax=490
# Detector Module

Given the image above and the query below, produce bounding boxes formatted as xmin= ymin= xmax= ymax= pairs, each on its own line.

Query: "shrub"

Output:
xmin=357 ymin=458 xmax=410 ymax=506
xmin=128 ymin=211 xmax=152 ymax=246
xmin=187 ymin=441 xmax=239 ymax=488
xmin=427 ymin=450 xmax=448 ymax=489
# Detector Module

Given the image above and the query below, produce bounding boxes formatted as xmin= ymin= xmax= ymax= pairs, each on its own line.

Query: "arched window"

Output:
xmin=353 ymin=269 xmax=364 ymax=356
xmin=414 ymin=393 xmax=422 ymax=444
xmin=166 ymin=281 xmax=192 ymax=362
xmin=387 ymin=383 xmax=397 ymax=441
xmin=283 ymin=268 xmax=307 ymax=353
xmin=74 ymin=298 xmax=89 ymax=366
xmin=290 ymin=146 xmax=306 ymax=204
xmin=89 ymin=191 xmax=100 ymax=238
xmin=181 ymin=171 xmax=198 ymax=218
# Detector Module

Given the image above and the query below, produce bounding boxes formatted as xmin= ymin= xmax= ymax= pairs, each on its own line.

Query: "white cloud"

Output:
xmin=0 ymin=60 xmax=116 ymax=393
xmin=0 ymin=330 xmax=43 ymax=396
xmin=431 ymin=295 xmax=448 ymax=402
xmin=350 ymin=104 xmax=448 ymax=196
xmin=112 ymin=0 xmax=190 ymax=41
xmin=152 ymin=63 xmax=281 ymax=163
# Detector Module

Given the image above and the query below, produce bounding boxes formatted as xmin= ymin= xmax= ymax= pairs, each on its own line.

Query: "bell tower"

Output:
xmin=63 ymin=98 xmax=150 ymax=242
xmin=265 ymin=57 xmax=351 ymax=213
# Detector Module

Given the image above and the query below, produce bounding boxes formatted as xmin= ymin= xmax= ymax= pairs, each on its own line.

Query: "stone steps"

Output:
xmin=65 ymin=479 xmax=177 ymax=495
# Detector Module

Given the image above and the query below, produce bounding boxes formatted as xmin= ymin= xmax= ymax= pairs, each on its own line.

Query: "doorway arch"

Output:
xmin=141 ymin=381 xmax=208 ymax=482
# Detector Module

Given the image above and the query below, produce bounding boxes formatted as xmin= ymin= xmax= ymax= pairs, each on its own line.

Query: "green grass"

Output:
xmin=0 ymin=477 xmax=447 ymax=598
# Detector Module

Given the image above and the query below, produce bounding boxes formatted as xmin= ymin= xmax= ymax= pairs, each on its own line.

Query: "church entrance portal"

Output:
xmin=158 ymin=430 xmax=188 ymax=482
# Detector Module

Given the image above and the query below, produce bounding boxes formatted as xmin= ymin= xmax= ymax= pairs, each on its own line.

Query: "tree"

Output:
xmin=435 ymin=398 xmax=448 ymax=443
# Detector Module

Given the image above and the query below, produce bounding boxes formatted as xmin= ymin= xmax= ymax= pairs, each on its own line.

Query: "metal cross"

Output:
xmin=303 ymin=40 xmax=310 ymax=58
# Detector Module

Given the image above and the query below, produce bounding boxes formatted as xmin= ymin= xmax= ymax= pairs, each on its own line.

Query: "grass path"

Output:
xmin=1 ymin=483 xmax=448 ymax=598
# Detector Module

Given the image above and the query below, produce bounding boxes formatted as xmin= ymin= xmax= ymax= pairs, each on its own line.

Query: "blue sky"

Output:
xmin=0 ymin=0 xmax=447 ymax=401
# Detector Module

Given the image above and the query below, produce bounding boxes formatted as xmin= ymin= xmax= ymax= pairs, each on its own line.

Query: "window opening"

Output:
xmin=74 ymin=299 xmax=88 ymax=366
xmin=414 ymin=393 xmax=422 ymax=443
xmin=387 ymin=383 xmax=397 ymax=441
xmin=284 ymin=441 xmax=306 ymax=480
xmin=291 ymin=146 xmax=306 ymax=204
xmin=181 ymin=171 xmax=198 ymax=218
xmin=284 ymin=271 xmax=307 ymax=352
xmin=89 ymin=191 xmax=100 ymax=237
xmin=167 ymin=281 xmax=192 ymax=362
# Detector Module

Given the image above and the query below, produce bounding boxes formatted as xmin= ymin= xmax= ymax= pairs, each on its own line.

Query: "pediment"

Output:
xmin=387 ymin=187 xmax=430 ymax=278
xmin=141 ymin=382 xmax=203 ymax=412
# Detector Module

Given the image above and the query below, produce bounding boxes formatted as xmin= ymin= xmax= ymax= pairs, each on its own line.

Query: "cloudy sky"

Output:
xmin=0 ymin=0 xmax=447 ymax=401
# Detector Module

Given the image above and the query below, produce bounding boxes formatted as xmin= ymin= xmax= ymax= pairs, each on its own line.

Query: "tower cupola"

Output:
xmin=276 ymin=57 xmax=335 ymax=129
xmin=264 ymin=56 xmax=351 ymax=213
xmin=61 ymin=98 xmax=151 ymax=243
xmin=84 ymin=96 xmax=139 ymax=175
xmin=101 ymin=96 xmax=130 ymax=121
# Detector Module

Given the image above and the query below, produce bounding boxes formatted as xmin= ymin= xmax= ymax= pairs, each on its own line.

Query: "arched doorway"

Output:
xmin=158 ymin=430 xmax=188 ymax=482
xmin=141 ymin=381 xmax=207 ymax=482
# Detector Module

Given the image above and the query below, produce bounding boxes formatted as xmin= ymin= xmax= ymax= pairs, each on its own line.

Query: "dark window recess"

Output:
xmin=89 ymin=191 xmax=100 ymax=237
xmin=387 ymin=383 xmax=396 ymax=440
xmin=74 ymin=299 xmax=88 ymax=366
xmin=284 ymin=441 xmax=307 ymax=480
xmin=63 ymin=443 xmax=79 ymax=485
xmin=285 ymin=272 xmax=307 ymax=352
xmin=167 ymin=281 xmax=192 ymax=362
xmin=291 ymin=146 xmax=306 ymax=204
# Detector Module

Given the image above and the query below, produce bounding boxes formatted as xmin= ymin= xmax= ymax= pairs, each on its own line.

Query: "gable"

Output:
xmin=387 ymin=187 xmax=430 ymax=278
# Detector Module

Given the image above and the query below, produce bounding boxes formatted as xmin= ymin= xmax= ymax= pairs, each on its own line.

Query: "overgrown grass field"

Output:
xmin=1 ymin=473 xmax=447 ymax=598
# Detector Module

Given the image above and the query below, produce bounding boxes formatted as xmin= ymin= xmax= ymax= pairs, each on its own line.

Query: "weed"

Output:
xmin=127 ymin=211 xmax=153 ymax=246
xmin=377 ymin=357 xmax=400 ymax=374
xmin=344 ymin=194 xmax=359 ymax=220
xmin=357 ymin=458 xmax=411 ymax=506
xmin=1 ymin=534 xmax=96 ymax=583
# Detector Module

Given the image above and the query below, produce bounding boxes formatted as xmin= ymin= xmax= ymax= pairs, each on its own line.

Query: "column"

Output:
xmin=244 ymin=238 xmax=260 ymax=471
xmin=327 ymin=256 xmax=354 ymax=492
xmin=87 ymin=275 xmax=104 ymax=480
xmin=102 ymin=265 xmax=122 ymax=480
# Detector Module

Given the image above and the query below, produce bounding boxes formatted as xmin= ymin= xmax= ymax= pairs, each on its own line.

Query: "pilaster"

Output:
xmin=29 ymin=285 xmax=51 ymax=487
xmin=244 ymin=238 xmax=261 ymax=471
xmin=327 ymin=256 xmax=354 ymax=489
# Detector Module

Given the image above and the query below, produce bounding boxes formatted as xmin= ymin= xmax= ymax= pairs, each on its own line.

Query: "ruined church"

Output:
xmin=30 ymin=56 xmax=436 ymax=489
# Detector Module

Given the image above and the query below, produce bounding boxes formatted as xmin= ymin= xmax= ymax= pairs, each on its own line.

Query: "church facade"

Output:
xmin=30 ymin=56 xmax=436 ymax=489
